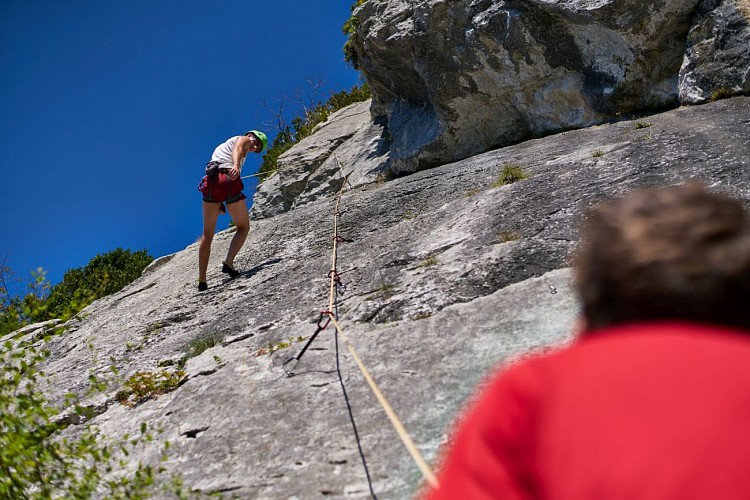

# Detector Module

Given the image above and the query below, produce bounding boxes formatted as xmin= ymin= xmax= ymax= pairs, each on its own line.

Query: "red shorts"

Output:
xmin=198 ymin=173 xmax=246 ymax=204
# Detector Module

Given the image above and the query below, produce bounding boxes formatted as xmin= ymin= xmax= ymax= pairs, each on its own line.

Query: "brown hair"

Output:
xmin=574 ymin=182 xmax=750 ymax=332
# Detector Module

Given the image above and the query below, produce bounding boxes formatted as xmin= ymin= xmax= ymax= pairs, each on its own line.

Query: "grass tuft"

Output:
xmin=710 ymin=87 xmax=734 ymax=101
xmin=254 ymin=336 xmax=306 ymax=357
xmin=116 ymin=370 xmax=186 ymax=406
xmin=491 ymin=164 xmax=529 ymax=188
xmin=184 ymin=330 xmax=223 ymax=360
xmin=498 ymin=231 xmax=521 ymax=243
xmin=417 ymin=256 xmax=439 ymax=268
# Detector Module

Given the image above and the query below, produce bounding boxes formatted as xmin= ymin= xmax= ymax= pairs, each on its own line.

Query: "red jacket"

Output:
xmin=426 ymin=322 xmax=750 ymax=500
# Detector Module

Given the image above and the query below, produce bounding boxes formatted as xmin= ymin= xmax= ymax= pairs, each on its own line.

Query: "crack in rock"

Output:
xmin=115 ymin=282 xmax=157 ymax=302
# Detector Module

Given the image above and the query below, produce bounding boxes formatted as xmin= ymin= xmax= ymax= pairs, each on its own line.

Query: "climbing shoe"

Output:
xmin=221 ymin=261 xmax=240 ymax=278
xmin=198 ymin=281 xmax=208 ymax=292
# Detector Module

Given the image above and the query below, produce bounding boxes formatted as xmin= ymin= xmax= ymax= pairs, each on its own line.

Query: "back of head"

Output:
xmin=575 ymin=182 xmax=750 ymax=332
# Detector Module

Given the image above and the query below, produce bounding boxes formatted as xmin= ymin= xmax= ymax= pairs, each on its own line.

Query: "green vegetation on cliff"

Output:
xmin=1 ymin=248 xmax=153 ymax=336
xmin=258 ymin=83 xmax=371 ymax=180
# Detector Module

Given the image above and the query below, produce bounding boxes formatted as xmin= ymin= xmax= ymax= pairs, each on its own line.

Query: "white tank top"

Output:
xmin=210 ymin=136 xmax=246 ymax=167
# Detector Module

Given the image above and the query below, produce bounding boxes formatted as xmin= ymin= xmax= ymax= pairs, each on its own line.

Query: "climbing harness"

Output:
xmin=200 ymin=161 xmax=246 ymax=214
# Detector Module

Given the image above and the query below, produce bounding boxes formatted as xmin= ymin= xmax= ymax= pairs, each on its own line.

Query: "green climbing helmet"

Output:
xmin=247 ymin=130 xmax=268 ymax=153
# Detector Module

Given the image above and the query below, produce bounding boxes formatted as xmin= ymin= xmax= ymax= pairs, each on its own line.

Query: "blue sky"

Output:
xmin=0 ymin=1 xmax=361 ymax=290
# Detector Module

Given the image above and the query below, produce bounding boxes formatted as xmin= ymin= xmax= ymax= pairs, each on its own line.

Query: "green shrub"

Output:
xmin=0 ymin=339 xmax=179 ymax=498
xmin=258 ymin=83 xmax=371 ymax=179
xmin=259 ymin=128 xmax=295 ymax=180
xmin=1 ymin=248 xmax=153 ymax=335
xmin=343 ymin=0 xmax=367 ymax=70
xmin=0 ymin=311 xmax=20 ymax=337
xmin=44 ymin=248 xmax=153 ymax=321
xmin=0 ymin=266 xmax=51 ymax=336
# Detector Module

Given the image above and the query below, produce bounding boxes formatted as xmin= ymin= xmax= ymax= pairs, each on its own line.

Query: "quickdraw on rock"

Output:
xmin=280 ymin=155 xmax=439 ymax=491
xmin=282 ymin=310 xmax=332 ymax=377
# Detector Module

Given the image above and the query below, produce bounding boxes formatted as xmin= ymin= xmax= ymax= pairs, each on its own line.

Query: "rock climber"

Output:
xmin=425 ymin=182 xmax=750 ymax=499
xmin=197 ymin=130 xmax=268 ymax=292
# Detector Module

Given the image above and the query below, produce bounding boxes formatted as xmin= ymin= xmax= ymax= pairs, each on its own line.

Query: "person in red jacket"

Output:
xmin=426 ymin=182 xmax=750 ymax=500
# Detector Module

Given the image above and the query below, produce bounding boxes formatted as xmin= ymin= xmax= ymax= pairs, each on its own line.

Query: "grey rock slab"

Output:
xmin=252 ymin=0 xmax=748 ymax=214
xmin=349 ymin=0 xmax=748 ymax=173
xmin=88 ymin=268 xmax=578 ymax=498
xmin=0 ymin=318 xmax=64 ymax=343
xmin=251 ymin=101 xmax=390 ymax=220
xmin=36 ymin=96 xmax=750 ymax=498
xmin=679 ymin=0 xmax=750 ymax=103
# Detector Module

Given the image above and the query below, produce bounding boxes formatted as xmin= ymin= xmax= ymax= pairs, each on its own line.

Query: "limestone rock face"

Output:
xmin=22 ymin=96 xmax=750 ymax=498
xmin=679 ymin=0 xmax=750 ymax=103
xmin=252 ymin=0 xmax=749 ymax=217
xmin=349 ymin=0 xmax=749 ymax=173
xmin=250 ymin=101 xmax=390 ymax=220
